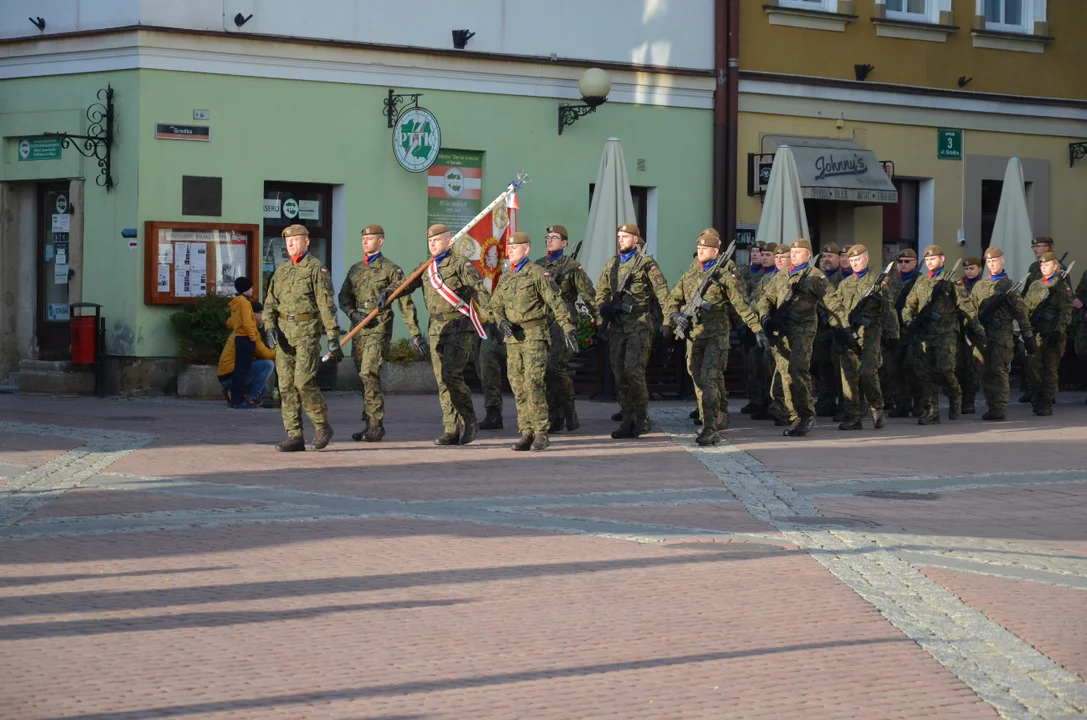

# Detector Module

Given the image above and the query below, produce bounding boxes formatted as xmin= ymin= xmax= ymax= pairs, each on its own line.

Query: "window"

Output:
xmin=982 ymin=0 xmax=1044 ymax=33
xmin=980 ymin=180 xmax=1002 ymax=251
xmin=780 ymin=0 xmax=836 ymax=10
xmin=886 ymin=0 xmax=937 ymax=22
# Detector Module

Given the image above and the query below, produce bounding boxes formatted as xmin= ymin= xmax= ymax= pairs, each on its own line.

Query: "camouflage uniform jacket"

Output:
xmin=1023 ymin=274 xmax=1073 ymax=336
xmin=886 ymin=272 xmax=919 ymax=331
xmin=972 ymin=275 xmax=1033 ymax=345
xmin=756 ymin=265 xmax=846 ymax=333
xmin=263 ymin=253 xmax=340 ymax=343
xmin=665 ymin=261 xmax=762 ymax=340
xmin=337 ymin=254 xmax=421 ymax=337
xmin=407 ymin=252 xmax=488 ymax=335
xmin=1024 ymin=258 xmax=1070 ymax=294
xmin=595 ymin=253 xmax=670 ymax=328
xmin=536 ymin=252 xmax=598 ymax=328
xmin=823 ymin=268 xmax=845 ymax=289
xmin=491 ymin=261 xmax=575 ymax=343
xmin=838 ymin=269 xmax=899 ymax=341
xmin=901 ymin=270 xmax=977 ymax=340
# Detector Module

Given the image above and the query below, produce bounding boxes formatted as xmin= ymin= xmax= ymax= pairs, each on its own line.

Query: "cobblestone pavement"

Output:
xmin=0 ymin=394 xmax=1083 ymax=719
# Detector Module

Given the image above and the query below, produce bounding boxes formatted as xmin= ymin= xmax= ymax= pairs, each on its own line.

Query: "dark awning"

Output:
xmin=762 ymin=135 xmax=898 ymax=204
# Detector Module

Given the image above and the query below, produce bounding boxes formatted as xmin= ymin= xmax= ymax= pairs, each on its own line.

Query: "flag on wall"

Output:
xmin=455 ymin=192 xmax=518 ymax=294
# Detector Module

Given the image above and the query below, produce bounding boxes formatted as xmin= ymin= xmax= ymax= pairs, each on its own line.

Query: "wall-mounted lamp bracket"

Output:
xmin=44 ymin=85 xmax=114 ymax=190
xmin=383 ymin=89 xmax=423 ymax=129
xmin=558 ymin=99 xmax=606 ymax=135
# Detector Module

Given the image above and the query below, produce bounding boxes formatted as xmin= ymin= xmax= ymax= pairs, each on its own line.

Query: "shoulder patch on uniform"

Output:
xmin=320 ymin=268 xmax=329 ymax=274
xmin=543 ymin=271 xmax=551 ymax=277
xmin=649 ymin=265 xmax=658 ymax=272
xmin=396 ymin=268 xmax=403 ymax=275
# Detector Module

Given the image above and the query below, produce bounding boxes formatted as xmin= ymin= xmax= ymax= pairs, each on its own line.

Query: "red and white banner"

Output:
xmin=454 ymin=193 xmax=518 ymax=294
xmin=427 ymin=259 xmax=488 ymax=339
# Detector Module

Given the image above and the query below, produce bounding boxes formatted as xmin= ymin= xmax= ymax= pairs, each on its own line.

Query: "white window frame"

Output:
xmin=881 ymin=0 xmax=942 ymax=25
xmin=779 ymin=0 xmax=837 ymax=12
xmin=977 ymin=0 xmax=1045 ymax=34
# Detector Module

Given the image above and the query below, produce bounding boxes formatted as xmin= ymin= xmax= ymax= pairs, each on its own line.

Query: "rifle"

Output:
xmin=674 ymin=240 xmax=737 ymax=340
xmin=599 ymin=255 xmax=641 ymax=331
xmin=977 ymin=272 xmax=1028 ymax=330
xmin=1028 ymin=260 xmax=1077 ymax=332
xmin=570 ymin=240 xmax=583 ymax=261
xmin=843 ymin=261 xmax=895 ymax=349
xmin=763 ymin=253 xmax=821 ymax=337
xmin=904 ymin=257 xmax=962 ymax=343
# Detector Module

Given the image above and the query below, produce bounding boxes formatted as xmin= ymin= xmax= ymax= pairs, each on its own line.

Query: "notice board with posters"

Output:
xmin=143 ymin=221 xmax=260 ymax=305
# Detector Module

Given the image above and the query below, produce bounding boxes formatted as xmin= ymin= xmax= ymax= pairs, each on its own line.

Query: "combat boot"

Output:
xmin=740 ymin=402 xmax=756 ymax=414
xmin=838 ymin=419 xmax=863 ymax=431
xmin=611 ymin=420 xmax=641 ymax=439
xmin=695 ymin=427 xmax=720 ymax=446
xmin=911 ymin=397 xmax=924 ymax=417
xmin=511 ymin=435 xmax=533 ymax=451
xmin=548 ymin=414 xmax=565 ymax=433
xmin=435 ymin=431 xmax=460 ymax=446
xmin=308 ymin=426 xmax=333 ymax=451
xmin=610 ymin=411 xmax=623 ymax=422
xmin=459 ymin=419 xmax=478 ymax=445
xmin=275 ymin=435 xmax=306 ymax=452
xmin=637 ymin=417 xmax=651 ymax=435
xmin=530 ymin=434 xmax=550 ymax=451
xmin=1019 ymin=389 xmax=1033 ymax=404
xmin=363 ymin=425 xmax=385 ymax=442
xmin=693 ymin=414 xmax=703 ymax=426
xmin=917 ymin=411 xmax=941 ymax=425
xmin=689 ymin=409 xmax=700 ymax=420
xmin=872 ymin=409 xmax=886 ymax=429
xmin=749 ymin=409 xmax=771 ymax=420
xmin=478 ymin=409 xmax=503 ymax=430
xmin=960 ymin=396 xmax=976 ymax=414
xmin=350 ymin=425 xmax=369 ymax=442
xmin=565 ymin=409 xmax=580 ymax=431
xmin=948 ymin=398 xmax=960 ymax=421
xmin=832 ymin=410 xmax=846 ymax=423
xmin=1033 ymin=404 xmax=1053 ymax=416
xmin=982 ymin=408 xmax=1006 ymax=421
xmin=784 ymin=416 xmax=814 ymax=437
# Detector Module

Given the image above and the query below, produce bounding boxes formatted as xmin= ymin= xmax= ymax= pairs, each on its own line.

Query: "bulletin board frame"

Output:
xmin=144 ymin=221 xmax=261 ymax=305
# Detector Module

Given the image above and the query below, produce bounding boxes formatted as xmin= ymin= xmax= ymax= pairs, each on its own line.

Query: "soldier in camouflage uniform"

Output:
xmin=745 ymin=242 xmax=779 ymax=418
xmin=763 ymin=243 xmax=794 ymax=425
xmin=337 ymin=224 xmax=427 ymax=442
xmin=476 ymin=264 xmax=509 ymax=431
xmin=738 ymin=242 xmax=766 ymax=414
xmin=973 ymin=247 xmax=1036 ymax=421
xmin=885 ymin=249 xmax=924 ymax=417
xmin=756 ymin=239 xmax=847 ymax=437
xmin=836 ymin=245 xmax=898 ymax=430
xmin=1023 ymin=251 xmax=1073 ymax=416
xmin=814 ymin=242 xmax=843 ymax=417
xmin=596 ymin=223 xmax=670 ymax=439
xmin=665 ymin=230 xmax=768 ymax=446
xmin=537 ymin=224 xmax=598 ymax=433
xmin=404 ymin=224 xmax=489 ymax=446
xmin=957 ymin=256 xmax=984 ymax=414
xmin=263 ymin=224 xmax=343 ymax=452
xmin=490 ymin=232 xmax=579 ymax=451
xmin=902 ymin=245 xmax=984 ymax=425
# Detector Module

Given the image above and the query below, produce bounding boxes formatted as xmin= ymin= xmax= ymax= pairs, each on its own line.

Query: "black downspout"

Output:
xmin=725 ymin=0 xmax=740 ymax=244
xmin=712 ymin=0 xmax=729 ymax=233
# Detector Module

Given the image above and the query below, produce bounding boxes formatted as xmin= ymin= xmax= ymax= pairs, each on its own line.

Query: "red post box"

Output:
xmin=69 ymin=303 xmax=102 ymax=365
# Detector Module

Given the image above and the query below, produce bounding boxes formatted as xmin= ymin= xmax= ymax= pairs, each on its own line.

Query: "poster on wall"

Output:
xmin=427 ymin=150 xmax=483 ymax=237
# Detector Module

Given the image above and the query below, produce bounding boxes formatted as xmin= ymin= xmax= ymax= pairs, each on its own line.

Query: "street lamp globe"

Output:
xmin=578 ymin=68 xmax=611 ymax=107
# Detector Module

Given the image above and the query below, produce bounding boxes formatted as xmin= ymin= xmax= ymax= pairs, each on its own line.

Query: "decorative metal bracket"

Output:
xmin=558 ymin=100 xmax=605 ymax=135
xmin=45 ymin=86 xmax=114 ymax=190
xmin=383 ymin=88 xmax=423 ymax=129
xmin=1070 ymin=141 xmax=1087 ymax=168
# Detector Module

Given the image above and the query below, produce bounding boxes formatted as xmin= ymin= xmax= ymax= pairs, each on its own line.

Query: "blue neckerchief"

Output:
xmin=513 ymin=257 xmax=530 ymax=273
xmin=750 ymin=263 xmax=761 ymax=274
xmin=900 ymin=268 xmax=918 ymax=282
xmin=789 ymin=261 xmax=809 ymax=277
xmin=989 ymin=271 xmax=1007 ymax=282
xmin=766 ymin=267 xmax=779 ymax=275
xmin=433 ymin=249 xmax=451 ymax=265
xmin=930 ymin=266 xmax=944 ymax=279
xmin=1043 ymin=273 xmax=1055 ymax=286
xmin=619 ymin=249 xmax=637 ymax=264
xmin=965 ymin=275 xmax=980 ymax=288
xmin=840 ymin=267 xmax=853 ymax=277
xmin=701 ymin=258 xmax=717 ymax=272
xmin=548 ymin=249 xmax=564 ymax=262
xmin=365 ymin=252 xmax=381 ymax=265
xmin=825 ymin=267 xmax=838 ymax=277
xmin=855 ymin=267 xmax=869 ymax=279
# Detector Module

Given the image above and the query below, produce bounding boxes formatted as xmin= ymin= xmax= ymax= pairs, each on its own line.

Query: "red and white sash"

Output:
xmin=428 ymin=258 xmax=488 ymax=339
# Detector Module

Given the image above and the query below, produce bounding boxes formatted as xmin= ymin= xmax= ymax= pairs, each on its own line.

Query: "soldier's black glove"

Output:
xmin=661 ymin=325 xmax=675 ymax=342
xmin=755 ymin=331 xmax=771 ymax=351
xmin=1023 ymin=333 xmax=1038 ymax=356
xmin=376 ymin=289 xmax=391 ymax=311
xmin=499 ymin=320 xmax=515 ymax=338
xmin=762 ymin=315 xmax=779 ymax=335
xmin=972 ymin=325 xmax=987 ymax=346
xmin=412 ymin=335 xmax=430 ymax=360
xmin=669 ymin=312 xmax=691 ymax=338
xmin=263 ymin=327 xmax=278 ymax=350
xmin=349 ymin=311 xmax=365 ymax=327
xmin=564 ymin=330 xmax=580 ymax=354
xmin=327 ymin=341 xmax=344 ymax=362
xmin=600 ymin=304 xmax=616 ymax=324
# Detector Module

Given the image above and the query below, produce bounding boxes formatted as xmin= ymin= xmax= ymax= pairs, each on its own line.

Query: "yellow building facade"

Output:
xmin=735 ymin=0 xmax=1087 ymax=269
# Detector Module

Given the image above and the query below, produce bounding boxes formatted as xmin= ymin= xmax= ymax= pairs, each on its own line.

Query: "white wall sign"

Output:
xmin=263 ymin=198 xmax=281 ymax=218
xmin=298 ymin=200 xmax=320 ymax=220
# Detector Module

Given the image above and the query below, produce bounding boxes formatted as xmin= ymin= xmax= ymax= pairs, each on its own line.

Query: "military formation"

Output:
xmin=261 ymin=221 xmax=1085 ymax=451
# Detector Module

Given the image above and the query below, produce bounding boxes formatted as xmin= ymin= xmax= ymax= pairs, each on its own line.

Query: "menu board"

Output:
xmin=144 ymin=222 xmax=260 ymax=305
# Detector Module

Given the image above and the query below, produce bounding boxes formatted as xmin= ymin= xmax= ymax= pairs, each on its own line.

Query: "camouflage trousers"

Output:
xmin=545 ymin=323 xmax=576 ymax=417
xmin=352 ymin=330 xmax=391 ymax=427
xmin=916 ymin=333 xmax=961 ymax=413
xmin=430 ymin=328 xmax=477 ymax=434
xmin=687 ymin=334 xmax=730 ymax=432
xmin=840 ymin=334 xmax=885 ymax=422
xmin=883 ymin=338 xmax=922 ymax=408
xmin=957 ymin=336 xmax=980 ymax=403
xmin=813 ymin=326 xmax=841 ymax=413
xmin=980 ymin=338 xmax=1013 ymax=413
xmin=1028 ymin=332 xmax=1066 ymax=409
xmin=475 ymin=333 xmax=506 ymax=414
xmin=274 ymin=331 xmax=329 ymax=437
xmin=507 ymin=339 xmax=550 ymax=436
xmin=608 ymin=321 xmax=653 ymax=423
xmin=771 ymin=326 xmax=816 ymax=421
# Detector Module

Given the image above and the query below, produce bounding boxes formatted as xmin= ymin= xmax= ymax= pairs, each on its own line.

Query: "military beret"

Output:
xmin=361 ymin=224 xmax=385 ymax=236
xmin=897 ymin=248 xmax=917 ymax=260
xmin=1031 ymin=236 xmax=1054 ymax=247
xmin=791 ymin=238 xmax=812 ymax=251
xmin=774 ymin=245 xmax=790 ymax=256
xmin=822 ymin=242 xmax=841 ymax=255
xmin=847 ymin=244 xmax=868 ymax=257
xmin=1039 ymin=251 xmax=1058 ymax=263
xmin=427 ymin=224 xmax=450 ymax=238
xmin=923 ymin=245 xmax=945 ymax=258
xmin=763 ymin=242 xmax=778 ymax=253
xmin=508 ymin=231 xmax=531 ymax=245
xmin=984 ymin=247 xmax=1004 ymax=260
xmin=546 ymin=224 xmax=568 ymax=239
xmin=700 ymin=227 xmax=721 ymax=238
xmin=839 ymin=245 xmax=851 ymax=255
xmin=617 ymin=223 xmax=642 ymax=238
xmin=964 ymin=256 xmax=982 ymax=267
xmin=697 ymin=232 xmax=722 ymax=249
xmin=282 ymin=224 xmax=309 ymax=238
